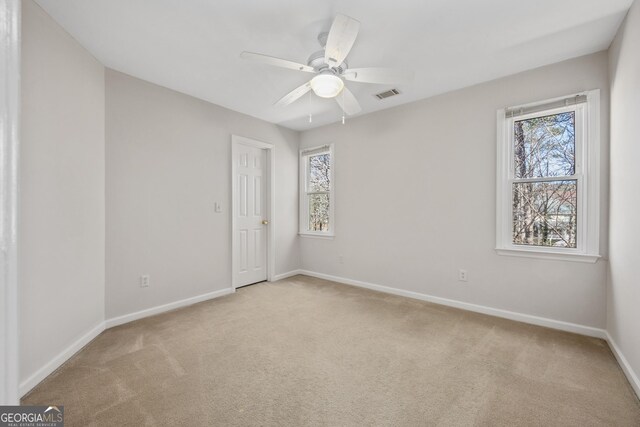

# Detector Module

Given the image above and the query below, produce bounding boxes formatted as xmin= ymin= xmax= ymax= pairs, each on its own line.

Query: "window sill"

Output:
xmin=299 ymin=232 xmax=334 ymax=240
xmin=495 ymin=247 xmax=600 ymax=263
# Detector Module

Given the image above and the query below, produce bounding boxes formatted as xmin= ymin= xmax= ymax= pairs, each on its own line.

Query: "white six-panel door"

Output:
xmin=234 ymin=143 xmax=268 ymax=287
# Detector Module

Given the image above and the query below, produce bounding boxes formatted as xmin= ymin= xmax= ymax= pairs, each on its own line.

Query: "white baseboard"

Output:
xmin=298 ymin=270 xmax=607 ymax=339
xmin=105 ymin=287 xmax=234 ymax=329
xmin=19 ymin=322 xmax=105 ymax=398
xmin=606 ymin=332 xmax=640 ymax=399
xmin=22 ymin=275 xmax=629 ymax=402
xmin=20 ymin=287 xmax=234 ymax=398
xmin=273 ymin=269 xmax=304 ymax=281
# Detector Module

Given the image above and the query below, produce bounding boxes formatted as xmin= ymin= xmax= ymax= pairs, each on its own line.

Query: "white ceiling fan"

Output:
xmin=240 ymin=14 xmax=413 ymax=116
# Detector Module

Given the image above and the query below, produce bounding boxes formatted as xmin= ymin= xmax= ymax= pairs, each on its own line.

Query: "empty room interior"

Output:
xmin=2 ymin=0 xmax=640 ymax=425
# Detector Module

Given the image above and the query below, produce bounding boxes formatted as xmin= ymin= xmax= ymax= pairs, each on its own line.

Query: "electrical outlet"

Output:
xmin=458 ymin=269 xmax=468 ymax=282
xmin=140 ymin=274 xmax=150 ymax=287
xmin=338 ymin=255 xmax=344 ymax=264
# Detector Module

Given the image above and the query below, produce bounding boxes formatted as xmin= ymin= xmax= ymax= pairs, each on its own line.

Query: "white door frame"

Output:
xmin=0 ymin=0 xmax=21 ymax=405
xmin=231 ymin=135 xmax=275 ymax=290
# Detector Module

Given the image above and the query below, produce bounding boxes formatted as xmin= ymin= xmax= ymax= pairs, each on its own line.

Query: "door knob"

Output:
xmin=262 ymin=220 xmax=269 ymax=225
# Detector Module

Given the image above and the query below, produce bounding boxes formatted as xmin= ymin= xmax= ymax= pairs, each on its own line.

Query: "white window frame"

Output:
xmin=496 ymin=90 xmax=600 ymax=263
xmin=299 ymin=144 xmax=335 ymax=238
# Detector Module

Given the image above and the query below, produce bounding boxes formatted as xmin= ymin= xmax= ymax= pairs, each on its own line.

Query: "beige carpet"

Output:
xmin=23 ymin=275 xmax=640 ymax=426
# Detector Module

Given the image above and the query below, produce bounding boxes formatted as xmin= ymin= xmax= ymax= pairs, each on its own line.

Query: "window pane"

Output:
xmin=514 ymin=112 xmax=575 ymax=178
xmin=308 ymin=153 xmax=330 ymax=192
xmin=512 ymin=180 xmax=577 ymax=248
xmin=309 ymin=193 xmax=330 ymax=231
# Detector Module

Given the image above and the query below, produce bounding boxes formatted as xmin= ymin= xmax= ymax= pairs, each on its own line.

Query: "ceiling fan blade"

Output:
xmin=275 ymin=81 xmax=312 ymax=107
xmin=335 ymin=86 xmax=361 ymax=115
xmin=240 ymin=52 xmax=314 ymax=73
xmin=324 ymin=14 xmax=360 ymax=68
xmin=343 ymin=67 xmax=414 ymax=85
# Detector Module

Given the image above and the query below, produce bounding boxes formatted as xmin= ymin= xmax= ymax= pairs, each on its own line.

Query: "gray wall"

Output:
xmin=20 ymin=0 xmax=105 ymax=385
xmin=105 ymin=70 xmax=300 ymax=318
xmin=300 ymin=52 xmax=610 ymax=329
xmin=608 ymin=0 xmax=640 ymax=391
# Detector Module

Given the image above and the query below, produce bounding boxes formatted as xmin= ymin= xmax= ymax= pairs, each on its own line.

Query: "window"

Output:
xmin=300 ymin=144 xmax=334 ymax=237
xmin=496 ymin=91 xmax=600 ymax=262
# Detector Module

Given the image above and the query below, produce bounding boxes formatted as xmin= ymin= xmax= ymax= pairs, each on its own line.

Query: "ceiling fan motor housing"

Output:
xmin=307 ymin=49 xmax=348 ymax=73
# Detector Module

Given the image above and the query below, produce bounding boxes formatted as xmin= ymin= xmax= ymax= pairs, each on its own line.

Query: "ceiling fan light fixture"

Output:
xmin=310 ymin=74 xmax=344 ymax=98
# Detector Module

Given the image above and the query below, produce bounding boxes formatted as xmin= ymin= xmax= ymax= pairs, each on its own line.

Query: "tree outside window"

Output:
xmin=512 ymin=112 xmax=577 ymax=248
xmin=300 ymin=145 xmax=334 ymax=236
xmin=308 ymin=153 xmax=331 ymax=231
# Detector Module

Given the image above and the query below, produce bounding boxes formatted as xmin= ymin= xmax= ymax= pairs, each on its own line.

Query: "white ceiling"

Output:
xmin=35 ymin=0 xmax=632 ymax=131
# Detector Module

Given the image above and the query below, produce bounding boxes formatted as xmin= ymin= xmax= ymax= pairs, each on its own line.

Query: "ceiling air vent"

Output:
xmin=374 ymin=89 xmax=400 ymax=100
